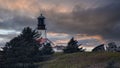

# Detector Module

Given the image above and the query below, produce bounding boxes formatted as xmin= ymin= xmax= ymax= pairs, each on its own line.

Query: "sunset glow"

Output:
xmin=0 ymin=0 xmax=119 ymax=51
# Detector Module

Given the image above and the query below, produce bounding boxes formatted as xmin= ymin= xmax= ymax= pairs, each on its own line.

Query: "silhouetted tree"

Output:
xmin=3 ymin=27 xmax=41 ymax=67
xmin=0 ymin=51 xmax=5 ymax=68
xmin=63 ymin=37 xmax=84 ymax=53
xmin=41 ymin=43 xmax=54 ymax=55
xmin=107 ymin=42 xmax=117 ymax=52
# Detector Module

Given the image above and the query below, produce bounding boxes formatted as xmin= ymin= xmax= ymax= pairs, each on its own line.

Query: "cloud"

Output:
xmin=44 ymin=0 xmax=120 ymax=41
xmin=0 ymin=0 xmax=120 ymax=46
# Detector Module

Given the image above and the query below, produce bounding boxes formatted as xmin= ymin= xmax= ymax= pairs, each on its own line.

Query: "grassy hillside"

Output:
xmin=37 ymin=52 xmax=120 ymax=68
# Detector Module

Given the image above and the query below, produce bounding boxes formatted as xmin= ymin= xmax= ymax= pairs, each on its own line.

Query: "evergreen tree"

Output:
xmin=3 ymin=27 xmax=41 ymax=64
xmin=41 ymin=43 xmax=54 ymax=55
xmin=63 ymin=37 xmax=84 ymax=53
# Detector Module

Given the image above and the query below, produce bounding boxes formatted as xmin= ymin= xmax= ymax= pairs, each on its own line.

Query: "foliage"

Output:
xmin=63 ymin=37 xmax=84 ymax=53
xmin=41 ymin=43 xmax=54 ymax=55
xmin=3 ymin=27 xmax=41 ymax=63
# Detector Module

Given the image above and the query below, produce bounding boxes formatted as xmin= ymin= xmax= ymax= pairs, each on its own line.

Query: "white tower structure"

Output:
xmin=36 ymin=14 xmax=54 ymax=45
xmin=36 ymin=14 xmax=47 ymax=44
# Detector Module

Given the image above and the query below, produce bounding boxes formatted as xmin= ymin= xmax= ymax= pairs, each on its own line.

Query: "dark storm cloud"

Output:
xmin=0 ymin=0 xmax=120 ymax=42
xmin=44 ymin=1 xmax=120 ymax=40
xmin=72 ymin=3 xmax=120 ymax=39
xmin=0 ymin=8 xmax=36 ymax=30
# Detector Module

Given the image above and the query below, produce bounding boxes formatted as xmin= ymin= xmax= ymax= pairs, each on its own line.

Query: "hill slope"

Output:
xmin=37 ymin=52 xmax=120 ymax=68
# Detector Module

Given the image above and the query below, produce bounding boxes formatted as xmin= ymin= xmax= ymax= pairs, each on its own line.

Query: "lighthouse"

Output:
xmin=37 ymin=14 xmax=47 ymax=38
xmin=36 ymin=14 xmax=54 ymax=45
xmin=37 ymin=14 xmax=47 ymax=44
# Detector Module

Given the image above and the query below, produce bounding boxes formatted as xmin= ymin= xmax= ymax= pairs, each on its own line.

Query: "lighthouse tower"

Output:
xmin=36 ymin=14 xmax=54 ymax=45
xmin=37 ymin=14 xmax=47 ymax=44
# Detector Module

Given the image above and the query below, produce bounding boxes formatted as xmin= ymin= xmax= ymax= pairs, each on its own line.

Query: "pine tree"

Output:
xmin=41 ymin=43 xmax=54 ymax=55
xmin=64 ymin=37 xmax=84 ymax=53
xmin=3 ymin=27 xmax=41 ymax=64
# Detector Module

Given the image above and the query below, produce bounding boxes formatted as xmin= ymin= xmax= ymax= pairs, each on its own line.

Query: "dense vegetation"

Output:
xmin=0 ymin=27 xmax=54 ymax=68
xmin=3 ymin=27 xmax=41 ymax=63
xmin=0 ymin=27 xmax=120 ymax=68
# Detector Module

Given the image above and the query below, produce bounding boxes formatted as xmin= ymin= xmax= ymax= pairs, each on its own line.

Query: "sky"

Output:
xmin=0 ymin=0 xmax=120 ymax=51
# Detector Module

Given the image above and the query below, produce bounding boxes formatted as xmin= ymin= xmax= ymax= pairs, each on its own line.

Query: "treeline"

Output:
xmin=0 ymin=27 xmax=87 ymax=68
xmin=0 ymin=27 xmax=54 ymax=68
xmin=0 ymin=27 xmax=119 ymax=68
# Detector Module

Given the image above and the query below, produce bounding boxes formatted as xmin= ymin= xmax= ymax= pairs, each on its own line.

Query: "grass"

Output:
xmin=37 ymin=52 xmax=120 ymax=68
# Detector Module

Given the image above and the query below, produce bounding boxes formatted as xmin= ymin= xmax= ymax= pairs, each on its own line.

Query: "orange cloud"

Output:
xmin=47 ymin=32 xmax=105 ymax=46
xmin=48 ymin=32 xmax=69 ymax=37
xmin=54 ymin=39 xmax=69 ymax=45
xmin=0 ymin=0 xmax=71 ymax=16
xmin=75 ymin=34 xmax=105 ymax=43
